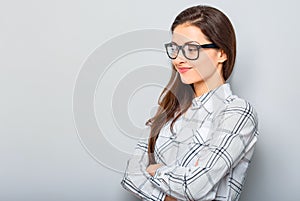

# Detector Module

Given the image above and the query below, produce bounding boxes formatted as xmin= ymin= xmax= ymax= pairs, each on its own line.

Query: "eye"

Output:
xmin=186 ymin=44 xmax=198 ymax=52
xmin=170 ymin=44 xmax=177 ymax=51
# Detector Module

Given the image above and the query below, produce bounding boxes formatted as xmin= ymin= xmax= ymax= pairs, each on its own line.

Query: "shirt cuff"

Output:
xmin=150 ymin=165 xmax=171 ymax=193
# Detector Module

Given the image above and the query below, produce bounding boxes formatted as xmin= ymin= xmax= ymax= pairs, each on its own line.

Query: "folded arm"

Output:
xmin=121 ymin=139 xmax=168 ymax=201
xmin=149 ymin=101 xmax=259 ymax=200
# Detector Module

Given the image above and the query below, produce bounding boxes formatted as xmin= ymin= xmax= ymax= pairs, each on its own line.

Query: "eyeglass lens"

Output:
xmin=165 ymin=43 xmax=200 ymax=60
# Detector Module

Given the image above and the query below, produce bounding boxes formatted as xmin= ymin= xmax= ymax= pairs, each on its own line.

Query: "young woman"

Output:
xmin=121 ymin=5 xmax=259 ymax=201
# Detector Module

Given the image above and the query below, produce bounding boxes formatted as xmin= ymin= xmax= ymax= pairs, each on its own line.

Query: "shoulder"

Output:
xmin=225 ymin=95 xmax=257 ymax=113
xmin=214 ymin=95 xmax=259 ymax=131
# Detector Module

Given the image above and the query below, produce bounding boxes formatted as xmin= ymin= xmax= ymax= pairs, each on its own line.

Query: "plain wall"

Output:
xmin=0 ymin=0 xmax=299 ymax=200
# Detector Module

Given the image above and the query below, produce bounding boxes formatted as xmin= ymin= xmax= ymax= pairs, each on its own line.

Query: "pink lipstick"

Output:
xmin=178 ymin=67 xmax=192 ymax=73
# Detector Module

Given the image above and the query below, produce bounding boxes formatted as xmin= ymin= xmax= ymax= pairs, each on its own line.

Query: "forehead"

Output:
xmin=172 ymin=24 xmax=210 ymax=44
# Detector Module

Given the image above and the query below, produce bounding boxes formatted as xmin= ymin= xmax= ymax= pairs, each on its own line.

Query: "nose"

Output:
xmin=173 ymin=50 xmax=186 ymax=64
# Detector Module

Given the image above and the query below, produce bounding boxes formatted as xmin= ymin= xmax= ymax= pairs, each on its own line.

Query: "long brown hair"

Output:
xmin=146 ymin=5 xmax=237 ymax=165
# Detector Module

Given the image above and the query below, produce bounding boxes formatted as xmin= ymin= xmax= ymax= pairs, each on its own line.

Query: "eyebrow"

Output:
xmin=171 ymin=40 xmax=200 ymax=45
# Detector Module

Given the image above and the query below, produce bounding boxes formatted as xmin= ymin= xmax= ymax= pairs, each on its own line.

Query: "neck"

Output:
xmin=193 ymin=69 xmax=225 ymax=98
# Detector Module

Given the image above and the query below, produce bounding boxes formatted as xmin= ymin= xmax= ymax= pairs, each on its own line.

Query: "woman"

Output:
xmin=121 ymin=5 xmax=258 ymax=201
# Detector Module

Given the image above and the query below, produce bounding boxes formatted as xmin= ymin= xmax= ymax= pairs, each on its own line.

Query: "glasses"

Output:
xmin=164 ymin=41 xmax=219 ymax=60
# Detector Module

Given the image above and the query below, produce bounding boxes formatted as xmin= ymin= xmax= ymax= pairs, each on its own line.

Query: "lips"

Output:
xmin=177 ymin=67 xmax=192 ymax=73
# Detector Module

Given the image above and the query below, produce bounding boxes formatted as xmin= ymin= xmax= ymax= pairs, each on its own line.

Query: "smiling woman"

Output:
xmin=168 ymin=24 xmax=226 ymax=97
xmin=121 ymin=5 xmax=259 ymax=201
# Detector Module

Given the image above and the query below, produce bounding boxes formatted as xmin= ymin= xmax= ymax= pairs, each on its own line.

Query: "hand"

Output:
xmin=147 ymin=164 xmax=177 ymax=200
xmin=146 ymin=163 xmax=163 ymax=176
xmin=164 ymin=195 xmax=177 ymax=201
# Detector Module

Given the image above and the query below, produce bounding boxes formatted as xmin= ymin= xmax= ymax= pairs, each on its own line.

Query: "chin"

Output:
xmin=180 ymin=77 xmax=194 ymax=85
xmin=180 ymin=76 xmax=202 ymax=85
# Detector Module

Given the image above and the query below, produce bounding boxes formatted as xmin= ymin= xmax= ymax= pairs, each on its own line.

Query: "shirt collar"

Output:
xmin=191 ymin=83 xmax=233 ymax=113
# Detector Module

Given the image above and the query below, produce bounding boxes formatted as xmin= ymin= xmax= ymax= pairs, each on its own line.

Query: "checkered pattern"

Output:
xmin=121 ymin=83 xmax=259 ymax=201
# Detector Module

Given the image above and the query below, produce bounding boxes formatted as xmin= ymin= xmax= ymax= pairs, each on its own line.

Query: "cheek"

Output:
xmin=191 ymin=52 xmax=219 ymax=77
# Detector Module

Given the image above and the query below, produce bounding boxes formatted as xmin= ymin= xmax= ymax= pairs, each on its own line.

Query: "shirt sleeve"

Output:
xmin=121 ymin=127 xmax=167 ymax=201
xmin=149 ymin=100 xmax=259 ymax=201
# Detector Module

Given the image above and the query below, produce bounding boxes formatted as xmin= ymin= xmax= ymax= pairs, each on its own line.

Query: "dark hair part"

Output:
xmin=146 ymin=5 xmax=237 ymax=165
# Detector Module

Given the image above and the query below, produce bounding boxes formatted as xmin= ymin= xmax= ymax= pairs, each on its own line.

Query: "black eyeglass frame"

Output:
xmin=164 ymin=41 xmax=219 ymax=60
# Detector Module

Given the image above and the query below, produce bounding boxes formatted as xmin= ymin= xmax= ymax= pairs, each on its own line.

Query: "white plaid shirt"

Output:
xmin=121 ymin=83 xmax=259 ymax=201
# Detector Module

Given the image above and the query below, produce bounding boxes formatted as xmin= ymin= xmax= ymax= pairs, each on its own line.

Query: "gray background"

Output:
xmin=0 ymin=0 xmax=299 ymax=200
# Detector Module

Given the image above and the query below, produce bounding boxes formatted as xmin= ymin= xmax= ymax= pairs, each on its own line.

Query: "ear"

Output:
xmin=217 ymin=49 xmax=227 ymax=63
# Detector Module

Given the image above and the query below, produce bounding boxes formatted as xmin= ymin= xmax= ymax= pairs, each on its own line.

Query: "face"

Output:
xmin=171 ymin=24 xmax=227 ymax=86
